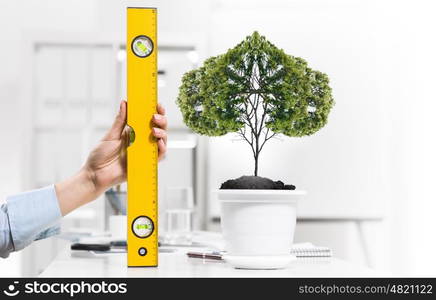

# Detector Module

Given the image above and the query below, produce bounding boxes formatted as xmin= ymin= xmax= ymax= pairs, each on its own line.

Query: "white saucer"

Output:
xmin=222 ymin=254 xmax=296 ymax=270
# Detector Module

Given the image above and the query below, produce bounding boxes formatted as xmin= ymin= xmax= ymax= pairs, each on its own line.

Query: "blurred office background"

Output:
xmin=0 ymin=0 xmax=435 ymax=276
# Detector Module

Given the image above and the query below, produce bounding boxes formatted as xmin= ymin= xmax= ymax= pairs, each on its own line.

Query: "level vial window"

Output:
xmin=131 ymin=35 xmax=153 ymax=58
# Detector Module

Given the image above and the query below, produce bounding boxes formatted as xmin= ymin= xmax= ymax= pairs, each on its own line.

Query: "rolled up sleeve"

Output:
xmin=0 ymin=206 xmax=14 ymax=258
xmin=0 ymin=185 xmax=61 ymax=258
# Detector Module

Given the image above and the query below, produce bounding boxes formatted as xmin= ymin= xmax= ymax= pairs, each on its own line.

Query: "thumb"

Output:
xmin=103 ymin=101 xmax=127 ymax=140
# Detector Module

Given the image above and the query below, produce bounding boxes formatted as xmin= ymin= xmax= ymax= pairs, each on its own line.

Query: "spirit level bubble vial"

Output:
xmin=127 ymin=7 xmax=158 ymax=267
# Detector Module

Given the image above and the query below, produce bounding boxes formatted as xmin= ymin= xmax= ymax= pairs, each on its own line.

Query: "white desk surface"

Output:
xmin=40 ymin=232 xmax=377 ymax=278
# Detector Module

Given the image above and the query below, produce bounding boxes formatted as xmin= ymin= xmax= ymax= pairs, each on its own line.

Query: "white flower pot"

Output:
xmin=217 ymin=189 xmax=305 ymax=269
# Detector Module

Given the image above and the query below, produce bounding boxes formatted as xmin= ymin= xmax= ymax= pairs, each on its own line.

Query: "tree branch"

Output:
xmin=258 ymin=129 xmax=277 ymax=154
xmin=238 ymin=130 xmax=256 ymax=157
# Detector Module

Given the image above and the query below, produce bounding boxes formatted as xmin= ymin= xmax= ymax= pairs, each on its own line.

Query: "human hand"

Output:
xmin=85 ymin=100 xmax=168 ymax=192
xmin=56 ymin=100 xmax=167 ymax=216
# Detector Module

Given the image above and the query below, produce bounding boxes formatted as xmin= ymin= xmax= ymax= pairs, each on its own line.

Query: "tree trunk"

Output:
xmin=253 ymin=131 xmax=260 ymax=176
xmin=254 ymin=153 xmax=259 ymax=176
xmin=254 ymin=158 xmax=258 ymax=176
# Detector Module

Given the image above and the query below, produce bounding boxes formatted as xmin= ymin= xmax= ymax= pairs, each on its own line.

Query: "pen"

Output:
xmin=187 ymin=251 xmax=223 ymax=260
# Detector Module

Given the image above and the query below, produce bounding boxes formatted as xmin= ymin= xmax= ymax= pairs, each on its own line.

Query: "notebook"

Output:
xmin=187 ymin=243 xmax=332 ymax=260
xmin=290 ymin=242 xmax=332 ymax=257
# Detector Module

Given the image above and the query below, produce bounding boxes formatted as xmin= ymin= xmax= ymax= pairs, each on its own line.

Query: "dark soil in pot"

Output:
xmin=220 ymin=175 xmax=296 ymax=190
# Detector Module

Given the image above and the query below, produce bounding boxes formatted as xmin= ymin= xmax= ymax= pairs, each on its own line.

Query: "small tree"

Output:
xmin=177 ymin=32 xmax=334 ymax=176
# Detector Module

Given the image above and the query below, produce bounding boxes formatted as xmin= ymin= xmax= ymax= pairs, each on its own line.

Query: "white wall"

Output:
xmin=393 ymin=1 xmax=436 ymax=276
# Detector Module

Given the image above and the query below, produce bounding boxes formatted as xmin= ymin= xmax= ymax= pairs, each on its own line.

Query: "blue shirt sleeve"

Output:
xmin=0 ymin=185 xmax=62 ymax=258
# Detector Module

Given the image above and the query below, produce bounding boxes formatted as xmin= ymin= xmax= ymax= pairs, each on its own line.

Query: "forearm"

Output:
xmin=55 ymin=168 xmax=104 ymax=216
xmin=0 ymin=169 xmax=103 ymax=257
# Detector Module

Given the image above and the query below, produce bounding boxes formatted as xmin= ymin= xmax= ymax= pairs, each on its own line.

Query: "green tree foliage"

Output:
xmin=177 ymin=32 xmax=334 ymax=176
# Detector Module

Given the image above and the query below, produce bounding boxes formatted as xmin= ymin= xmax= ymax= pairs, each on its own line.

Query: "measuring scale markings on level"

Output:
xmin=127 ymin=7 xmax=158 ymax=267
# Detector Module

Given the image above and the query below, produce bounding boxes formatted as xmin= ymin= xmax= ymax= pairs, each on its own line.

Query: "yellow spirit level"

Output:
xmin=127 ymin=7 xmax=158 ymax=267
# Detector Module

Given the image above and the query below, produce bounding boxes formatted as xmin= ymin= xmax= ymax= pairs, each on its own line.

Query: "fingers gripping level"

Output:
xmin=127 ymin=7 xmax=158 ymax=267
